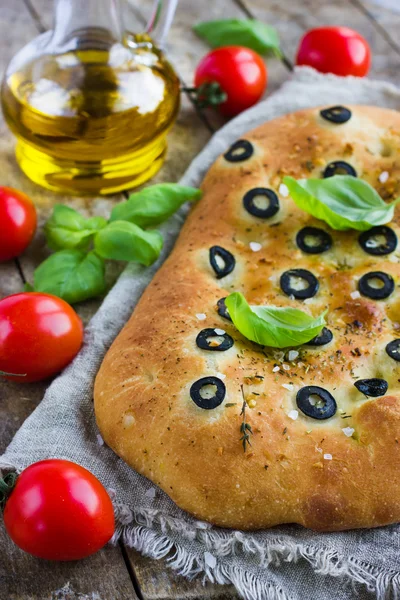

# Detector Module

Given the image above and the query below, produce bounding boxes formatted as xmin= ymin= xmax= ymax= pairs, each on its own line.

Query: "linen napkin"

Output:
xmin=2 ymin=67 xmax=400 ymax=600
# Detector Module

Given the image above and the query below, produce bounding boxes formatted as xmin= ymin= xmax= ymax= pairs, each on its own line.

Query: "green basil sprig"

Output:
xmin=45 ymin=205 xmax=107 ymax=250
xmin=28 ymin=183 xmax=201 ymax=304
xmin=283 ymin=175 xmax=400 ymax=231
xmin=225 ymin=292 xmax=326 ymax=348
xmin=111 ymin=184 xmax=201 ymax=227
xmin=33 ymin=250 xmax=106 ymax=304
xmin=193 ymin=19 xmax=281 ymax=57
xmin=95 ymin=221 xmax=163 ymax=266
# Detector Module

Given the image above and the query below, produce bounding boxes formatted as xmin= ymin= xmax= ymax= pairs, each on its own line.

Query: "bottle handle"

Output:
xmin=145 ymin=0 xmax=178 ymax=47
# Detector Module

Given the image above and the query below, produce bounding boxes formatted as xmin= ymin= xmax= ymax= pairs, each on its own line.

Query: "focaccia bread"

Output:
xmin=94 ymin=105 xmax=400 ymax=532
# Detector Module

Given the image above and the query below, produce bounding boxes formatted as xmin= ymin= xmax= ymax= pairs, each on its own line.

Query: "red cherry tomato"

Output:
xmin=0 ymin=187 xmax=37 ymax=262
xmin=195 ymin=46 xmax=267 ymax=117
xmin=3 ymin=459 xmax=115 ymax=561
xmin=0 ymin=292 xmax=83 ymax=382
xmin=296 ymin=27 xmax=370 ymax=77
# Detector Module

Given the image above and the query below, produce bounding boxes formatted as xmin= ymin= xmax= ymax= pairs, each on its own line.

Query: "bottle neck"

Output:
xmin=51 ymin=0 xmax=123 ymax=50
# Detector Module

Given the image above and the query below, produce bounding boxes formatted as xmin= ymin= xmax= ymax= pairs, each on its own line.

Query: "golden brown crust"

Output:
xmin=94 ymin=106 xmax=400 ymax=531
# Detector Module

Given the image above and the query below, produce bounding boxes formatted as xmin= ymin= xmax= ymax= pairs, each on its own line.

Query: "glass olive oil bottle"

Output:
xmin=1 ymin=0 xmax=180 ymax=195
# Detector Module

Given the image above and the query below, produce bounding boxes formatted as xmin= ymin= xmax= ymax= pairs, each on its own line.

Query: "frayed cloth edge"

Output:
xmin=114 ymin=503 xmax=400 ymax=600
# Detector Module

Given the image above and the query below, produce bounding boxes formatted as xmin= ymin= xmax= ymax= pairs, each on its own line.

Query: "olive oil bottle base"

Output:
xmin=15 ymin=134 xmax=168 ymax=196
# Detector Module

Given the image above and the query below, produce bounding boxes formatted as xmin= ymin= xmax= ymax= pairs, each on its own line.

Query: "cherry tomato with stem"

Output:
xmin=0 ymin=292 xmax=83 ymax=382
xmin=296 ymin=26 xmax=370 ymax=77
xmin=194 ymin=46 xmax=267 ymax=117
xmin=2 ymin=459 xmax=115 ymax=561
xmin=0 ymin=187 xmax=37 ymax=262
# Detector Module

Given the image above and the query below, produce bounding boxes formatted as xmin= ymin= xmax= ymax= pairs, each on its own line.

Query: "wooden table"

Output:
xmin=1 ymin=0 xmax=399 ymax=598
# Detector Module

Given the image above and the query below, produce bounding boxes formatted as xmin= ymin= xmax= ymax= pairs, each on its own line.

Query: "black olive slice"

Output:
xmin=358 ymin=226 xmax=397 ymax=256
xmin=358 ymin=271 xmax=394 ymax=300
xmin=320 ymin=106 xmax=352 ymax=124
xmin=190 ymin=376 xmax=226 ymax=410
xmin=224 ymin=139 xmax=254 ymax=162
xmin=243 ymin=187 xmax=280 ymax=219
xmin=280 ymin=269 xmax=319 ymax=299
xmin=323 ymin=161 xmax=357 ymax=178
xmin=296 ymin=226 xmax=332 ymax=254
xmin=305 ymin=327 xmax=333 ymax=347
xmin=354 ymin=378 xmax=388 ymax=397
xmin=209 ymin=246 xmax=235 ymax=279
xmin=196 ymin=328 xmax=234 ymax=352
xmin=386 ymin=339 xmax=400 ymax=361
xmin=296 ymin=386 xmax=337 ymax=420
xmin=216 ymin=297 xmax=232 ymax=321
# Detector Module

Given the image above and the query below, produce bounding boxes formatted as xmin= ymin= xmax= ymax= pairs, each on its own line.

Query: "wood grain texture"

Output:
xmin=242 ymin=0 xmax=400 ymax=84
xmin=128 ymin=549 xmax=239 ymax=600
xmin=0 ymin=536 xmax=139 ymax=600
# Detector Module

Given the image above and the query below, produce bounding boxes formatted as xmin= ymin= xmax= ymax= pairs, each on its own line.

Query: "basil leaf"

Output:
xmin=94 ymin=221 xmax=163 ymax=266
xmin=225 ymin=292 xmax=326 ymax=348
xmin=111 ymin=184 xmax=202 ymax=228
xmin=45 ymin=205 xmax=107 ymax=250
xmin=33 ymin=250 xmax=106 ymax=304
xmin=284 ymin=175 xmax=400 ymax=232
xmin=193 ymin=19 xmax=281 ymax=57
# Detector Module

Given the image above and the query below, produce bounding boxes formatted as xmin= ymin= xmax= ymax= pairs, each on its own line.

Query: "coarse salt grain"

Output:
xmin=379 ymin=171 xmax=389 ymax=183
xmin=272 ymin=366 xmax=280 ymax=372
xmin=214 ymin=328 xmax=225 ymax=335
xmin=303 ymin=298 xmax=312 ymax=304
xmin=279 ymin=183 xmax=289 ymax=197
xmin=282 ymin=363 xmax=290 ymax=371
xmin=249 ymin=241 xmax=262 ymax=252
xmin=342 ymin=427 xmax=355 ymax=437
xmin=204 ymin=551 xmax=217 ymax=569
xmin=216 ymin=372 xmax=226 ymax=380
xmin=282 ymin=383 xmax=293 ymax=391
xmin=288 ymin=350 xmax=299 ymax=361
xmin=144 ymin=487 xmax=157 ymax=499
xmin=350 ymin=290 xmax=361 ymax=300
xmin=196 ymin=313 xmax=206 ymax=320
xmin=287 ymin=409 xmax=298 ymax=420
xmin=96 ymin=433 xmax=104 ymax=446
xmin=323 ymin=453 xmax=333 ymax=460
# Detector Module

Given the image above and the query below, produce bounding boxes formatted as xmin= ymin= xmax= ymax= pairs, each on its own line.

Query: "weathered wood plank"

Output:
xmin=128 ymin=549 xmax=239 ymax=600
xmin=241 ymin=0 xmax=400 ymax=84
xmin=0 ymin=536 xmax=140 ymax=600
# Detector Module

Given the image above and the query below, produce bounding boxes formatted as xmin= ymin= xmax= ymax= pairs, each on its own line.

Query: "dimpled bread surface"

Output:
xmin=94 ymin=106 xmax=400 ymax=531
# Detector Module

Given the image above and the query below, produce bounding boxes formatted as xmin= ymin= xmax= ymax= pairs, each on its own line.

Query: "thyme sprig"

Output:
xmin=240 ymin=385 xmax=253 ymax=452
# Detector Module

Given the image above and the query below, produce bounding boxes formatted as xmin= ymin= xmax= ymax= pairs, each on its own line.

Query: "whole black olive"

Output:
xmin=190 ymin=376 xmax=226 ymax=409
xmin=296 ymin=386 xmax=337 ymax=420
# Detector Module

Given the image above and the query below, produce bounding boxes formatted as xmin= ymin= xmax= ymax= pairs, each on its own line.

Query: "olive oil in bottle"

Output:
xmin=1 ymin=0 xmax=180 ymax=195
